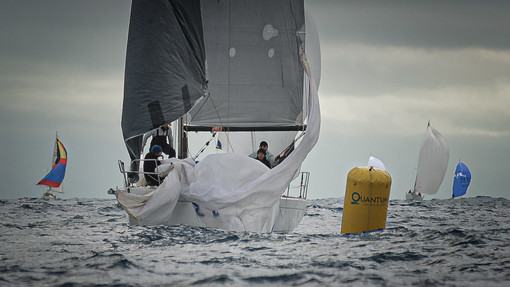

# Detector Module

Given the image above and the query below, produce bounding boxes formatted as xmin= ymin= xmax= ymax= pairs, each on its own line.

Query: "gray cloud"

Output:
xmin=0 ymin=0 xmax=130 ymax=72
xmin=308 ymin=0 xmax=510 ymax=50
xmin=320 ymin=45 xmax=510 ymax=96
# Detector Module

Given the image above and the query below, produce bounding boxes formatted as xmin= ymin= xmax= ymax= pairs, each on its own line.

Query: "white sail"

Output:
xmin=414 ymin=123 xmax=449 ymax=195
xmin=367 ymin=156 xmax=386 ymax=170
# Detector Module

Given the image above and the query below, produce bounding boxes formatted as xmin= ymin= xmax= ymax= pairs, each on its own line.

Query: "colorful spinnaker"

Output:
xmin=452 ymin=161 xmax=471 ymax=198
xmin=38 ymin=134 xmax=67 ymax=195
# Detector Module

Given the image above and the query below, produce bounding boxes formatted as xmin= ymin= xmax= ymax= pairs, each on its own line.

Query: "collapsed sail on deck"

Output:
xmin=414 ymin=122 xmax=449 ymax=195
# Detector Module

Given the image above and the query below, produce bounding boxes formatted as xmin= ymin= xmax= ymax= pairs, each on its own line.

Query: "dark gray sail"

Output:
xmin=122 ymin=0 xmax=207 ymax=160
xmin=186 ymin=0 xmax=305 ymax=131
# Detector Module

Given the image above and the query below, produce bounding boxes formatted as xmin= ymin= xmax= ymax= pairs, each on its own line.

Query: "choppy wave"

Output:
xmin=0 ymin=196 xmax=509 ymax=286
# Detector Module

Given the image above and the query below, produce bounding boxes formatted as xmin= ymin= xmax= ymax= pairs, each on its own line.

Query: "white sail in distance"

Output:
xmin=414 ymin=123 xmax=449 ymax=195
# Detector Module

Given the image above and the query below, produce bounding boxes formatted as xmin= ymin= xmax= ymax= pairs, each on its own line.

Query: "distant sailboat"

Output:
xmin=37 ymin=134 xmax=67 ymax=199
xmin=406 ymin=122 xmax=449 ymax=200
xmin=452 ymin=161 xmax=471 ymax=198
xmin=367 ymin=156 xmax=386 ymax=170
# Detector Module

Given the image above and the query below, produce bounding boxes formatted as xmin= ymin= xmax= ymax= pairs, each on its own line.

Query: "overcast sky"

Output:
xmin=1 ymin=0 xmax=509 ymax=200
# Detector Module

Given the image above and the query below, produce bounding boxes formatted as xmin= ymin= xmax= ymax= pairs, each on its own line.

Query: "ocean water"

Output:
xmin=1 ymin=196 xmax=509 ymax=286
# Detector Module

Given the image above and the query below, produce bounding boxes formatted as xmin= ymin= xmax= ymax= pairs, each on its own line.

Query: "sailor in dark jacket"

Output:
xmin=143 ymin=145 xmax=164 ymax=186
xmin=141 ymin=123 xmax=176 ymax=158
xmin=255 ymin=148 xmax=272 ymax=169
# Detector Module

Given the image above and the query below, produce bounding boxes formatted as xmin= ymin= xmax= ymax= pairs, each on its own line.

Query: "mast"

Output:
xmin=177 ymin=118 xmax=188 ymax=159
xmin=50 ymin=131 xmax=64 ymax=193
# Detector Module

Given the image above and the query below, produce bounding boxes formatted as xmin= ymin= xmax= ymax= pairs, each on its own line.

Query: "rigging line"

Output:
xmin=208 ymin=95 xmax=225 ymax=129
xmin=185 ymin=91 xmax=235 ymax=154
xmin=409 ymin=166 xmax=418 ymax=191
xmin=221 ymin=131 xmax=235 ymax=153
xmin=275 ymin=140 xmax=293 ymax=159
xmin=193 ymin=132 xmax=217 ymax=159
xmin=185 ymin=92 xmax=210 ymax=124
xmin=207 ymin=93 xmax=235 ymax=153
xmin=250 ymin=132 xmax=255 ymax=153
xmin=295 ymin=129 xmax=306 ymax=141
xmin=184 ymin=91 xmax=234 ymax=152
xmin=185 ymin=92 xmax=225 ymax=130
xmin=275 ymin=127 xmax=306 ymax=157
xmin=185 ymin=144 xmax=196 ymax=163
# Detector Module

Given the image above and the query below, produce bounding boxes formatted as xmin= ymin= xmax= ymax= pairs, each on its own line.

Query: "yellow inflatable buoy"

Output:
xmin=341 ymin=166 xmax=391 ymax=234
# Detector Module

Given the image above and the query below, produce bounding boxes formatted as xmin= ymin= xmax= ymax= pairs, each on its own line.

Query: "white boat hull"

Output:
xmin=42 ymin=191 xmax=57 ymax=200
xmin=273 ymin=196 xmax=307 ymax=233
xmin=405 ymin=192 xmax=423 ymax=201
xmin=114 ymin=187 xmax=307 ymax=233
xmin=123 ymin=198 xmax=307 ymax=233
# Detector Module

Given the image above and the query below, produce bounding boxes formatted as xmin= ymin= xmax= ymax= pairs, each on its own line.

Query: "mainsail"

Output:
xmin=414 ymin=122 xmax=449 ymax=195
xmin=187 ymin=0 xmax=305 ymax=129
xmin=116 ymin=0 xmax=321 ymax=232
xmin=37 ymin=135 xmax=67 ymax=193
xmin=184 ymin=0 xmax=316 ymax=159
xmin=121 ymin=0 xmax=207 ymax=162
xmin=452 ymin=161 xmax=471 ymax=198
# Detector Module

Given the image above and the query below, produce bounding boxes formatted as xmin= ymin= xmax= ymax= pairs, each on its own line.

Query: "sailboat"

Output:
xmin=37 ymin=133 xmax=67 ymax=199
xmin=108 ymin=0 xmax=321 ymax=233
xmin=452 ymin=161 xmax=471 ymax=198
xmin=367 ymin=155 xmax=386 ymax=170
xmin=406 ymin=122 xmax=449 ymax=200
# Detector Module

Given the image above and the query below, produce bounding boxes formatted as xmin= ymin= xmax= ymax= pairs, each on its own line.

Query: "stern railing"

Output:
xmin=118 ymin=159 xmax=163 ymax=187
xmin=283 ymin=171 xmax=310 ymax=199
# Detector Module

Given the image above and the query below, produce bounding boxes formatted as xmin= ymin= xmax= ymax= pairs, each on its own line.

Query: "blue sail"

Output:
xmin=452 ymin=161 xmax=471 ymax=198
